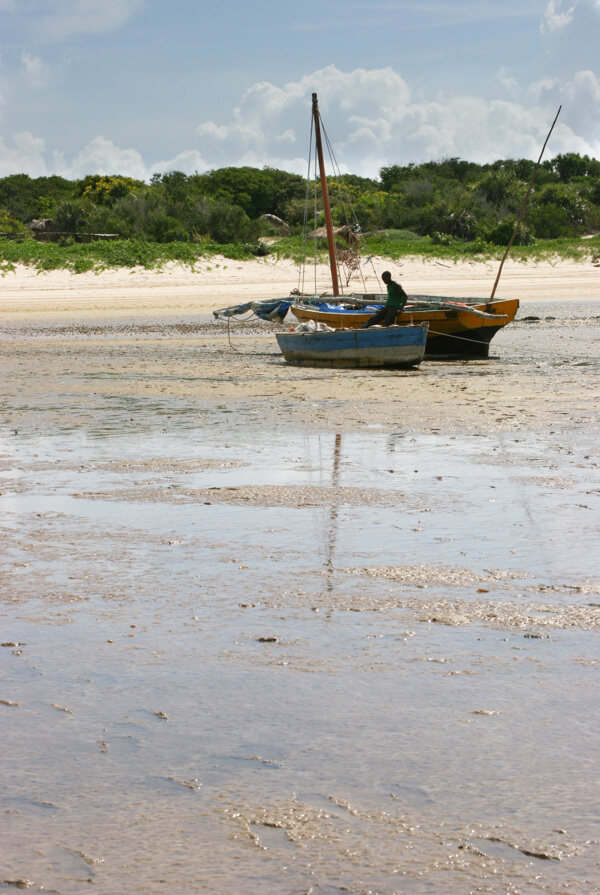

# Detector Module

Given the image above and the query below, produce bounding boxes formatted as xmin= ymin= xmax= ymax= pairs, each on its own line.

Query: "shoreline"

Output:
xmin=1 ymin=256 xmax=600 ymax=320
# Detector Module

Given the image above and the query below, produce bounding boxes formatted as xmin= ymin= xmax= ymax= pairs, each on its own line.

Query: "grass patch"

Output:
xmin=1 ymin=233 xmax=599 ymax=274
xmin=0 ymin=237 xmax=272 ymax=274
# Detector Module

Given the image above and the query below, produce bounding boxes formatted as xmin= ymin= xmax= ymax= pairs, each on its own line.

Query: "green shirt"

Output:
xmin=385 ymin=280 xmax=408 ymax=309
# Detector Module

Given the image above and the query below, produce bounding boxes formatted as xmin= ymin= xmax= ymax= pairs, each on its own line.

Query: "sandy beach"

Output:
xmin=2 ymin=254 xmax=600 ymax=318
xmin=1 ymin=257 xmax=600 ymax=893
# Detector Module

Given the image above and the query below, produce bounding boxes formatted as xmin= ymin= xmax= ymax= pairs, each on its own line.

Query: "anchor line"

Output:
xmin=426 ymin=327 xmax=600 ymax=360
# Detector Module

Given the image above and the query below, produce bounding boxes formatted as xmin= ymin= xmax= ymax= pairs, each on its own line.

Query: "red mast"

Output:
xmin=312 ymin=93 xmax=340 ymax=296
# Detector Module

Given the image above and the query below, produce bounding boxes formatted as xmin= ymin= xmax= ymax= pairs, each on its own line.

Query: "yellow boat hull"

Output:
xmin=290 ymin=297 xmax=519 ymax=358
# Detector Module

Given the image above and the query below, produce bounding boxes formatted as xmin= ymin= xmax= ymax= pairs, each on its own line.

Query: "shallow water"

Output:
xmin=1 ymin=308 xmax=599 ymax=893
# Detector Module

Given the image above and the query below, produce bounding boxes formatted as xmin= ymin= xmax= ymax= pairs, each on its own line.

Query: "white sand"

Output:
xmin=1 ymin=256 xmax=599 ymax=319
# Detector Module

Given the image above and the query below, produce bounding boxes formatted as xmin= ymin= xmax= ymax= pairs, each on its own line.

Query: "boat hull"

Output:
xmin=276 ymin=324 xmax=427 ymax=368
xmin=290 ymin=296 xmax=519 ymax=358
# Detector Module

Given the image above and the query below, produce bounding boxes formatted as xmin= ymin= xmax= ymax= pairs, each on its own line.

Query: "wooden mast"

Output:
xmin=489 ymin=105 xmax=561 ymax=301
xmin=312 ymin=92 xmax=340 ymax=296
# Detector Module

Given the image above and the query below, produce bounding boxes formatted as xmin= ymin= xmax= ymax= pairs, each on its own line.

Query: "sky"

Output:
xmin=1 ymin=0 xmax=600 ymax=181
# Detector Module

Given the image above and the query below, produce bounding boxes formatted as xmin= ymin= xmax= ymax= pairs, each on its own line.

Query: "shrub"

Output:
xmin=51 ymin=200 xmax=90 ymax=234
xmin=485 ymin=219 xmax=535 ymax=246
xmin=528 ymin=205 xmax=572 ymax=238
xmin=147 ymin=214 xmax=188 ymax=243
xmin=0 ymin=209 xmax=27 ymax=235
xmin=431 ymin=232 xmax=456 ymax=246
xmin=76 ymin=175 xmax=145 ymax=206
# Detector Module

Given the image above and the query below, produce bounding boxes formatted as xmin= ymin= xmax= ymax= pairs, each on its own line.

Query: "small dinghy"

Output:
xmin=276 ymin=322 xmax=428 ymax=368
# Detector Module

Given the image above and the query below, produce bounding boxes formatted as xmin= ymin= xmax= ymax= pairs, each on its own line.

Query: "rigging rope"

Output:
xmin=319 ymin=118 xmax=381 ymax=291
xmin=300 ymin=114 xmax=315 ymax=298
xmin=300 ymin=106 xmax=381 ymax=297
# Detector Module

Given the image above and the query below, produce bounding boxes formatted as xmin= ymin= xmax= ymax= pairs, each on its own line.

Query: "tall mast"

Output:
xmin=312 ymin=92 xmax=340 ymax=296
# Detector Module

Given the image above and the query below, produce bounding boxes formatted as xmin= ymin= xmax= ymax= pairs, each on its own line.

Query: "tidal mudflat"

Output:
xmin=1 ymin=298 xmax=599 ymax=893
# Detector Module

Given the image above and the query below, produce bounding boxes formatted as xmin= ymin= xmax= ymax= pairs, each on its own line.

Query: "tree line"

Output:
xmin=1 ymin=152 xmax=599 ymax=246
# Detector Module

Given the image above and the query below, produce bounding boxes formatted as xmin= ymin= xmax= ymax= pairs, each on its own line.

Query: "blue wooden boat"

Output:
xmin=276 ymin=323 xmax=428 ymax=368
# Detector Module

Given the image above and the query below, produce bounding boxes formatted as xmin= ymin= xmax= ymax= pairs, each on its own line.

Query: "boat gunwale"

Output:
xmin=290 ymin=297 xmax=519 ymax=329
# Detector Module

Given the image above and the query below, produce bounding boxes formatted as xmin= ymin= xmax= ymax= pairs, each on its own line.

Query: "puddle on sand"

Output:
xmin=1 ymin=422 xmax=599 ymax=893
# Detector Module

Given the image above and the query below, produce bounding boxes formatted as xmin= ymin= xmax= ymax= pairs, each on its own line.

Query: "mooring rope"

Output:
xmin=221 ymin=310 xmax=291 ymax=357
xmin=426 ymin=326 xmax=600 ymax=360
xmin=222 ymin=315 xmax=599 ymax=362
xmin=224 ymin=309 xmax=258 ymax=352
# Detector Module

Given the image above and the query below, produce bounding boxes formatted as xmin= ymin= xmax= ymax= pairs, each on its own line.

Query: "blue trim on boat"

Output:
xmin=276 ymin=324 xmax=427 ymax=368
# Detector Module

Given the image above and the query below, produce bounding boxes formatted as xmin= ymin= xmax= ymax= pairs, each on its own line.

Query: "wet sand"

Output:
xmin=1 ymin=259 xmax=600 ymax=893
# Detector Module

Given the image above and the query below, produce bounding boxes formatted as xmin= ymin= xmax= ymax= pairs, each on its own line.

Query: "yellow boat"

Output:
xmin=290 ymin=294 xmax=519 ymax=358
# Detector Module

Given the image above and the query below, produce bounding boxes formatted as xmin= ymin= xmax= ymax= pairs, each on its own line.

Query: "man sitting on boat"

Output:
xmin=360 ymin=271 xmax=408 ymax=328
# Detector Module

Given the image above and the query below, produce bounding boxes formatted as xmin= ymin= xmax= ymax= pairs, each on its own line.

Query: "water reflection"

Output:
xmin=323 ymin=432 xmax=342 ymax=595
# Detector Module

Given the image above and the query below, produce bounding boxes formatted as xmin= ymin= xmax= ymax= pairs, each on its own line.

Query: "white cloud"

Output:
xmin=528 ymin=71 xmax=600 ymax=142
xmin=196 ymin=122 xmax=230 ymax=141
xmin=274 ymin=129 xmax=296 ymax=144
xmin=563 ymin=68 xmax=600 ymax=104
xmin=195 ymin=66 xmax=411 ymax=175
xmin=541 ymin=0 xmax=600 ymax=73
xmin=561 ymin=69 xmax=600 ymax=133
xmin=40 ymin=141 xmax=209 ymax=181
xmin=497 ymin=66 xmax=519 ymax=96
xmin=541 ymin=0 xmax=577 ymax=33
xmin=57 ymin=136 xmax=148 ymax=179
xmin=21 ymin=52 xmax=49 ymax=88
xmin=0 ymin=134 xmax=211 ymax=182
xmin=191 ymin=66 xmax=599 ymax=177
xmin=148 ymin=149 xmax=211 ymax=177
xmin=529 ymin=76 xmax=560 ymax=102
xmin=0 ymin=131 xmax=47 ymax=177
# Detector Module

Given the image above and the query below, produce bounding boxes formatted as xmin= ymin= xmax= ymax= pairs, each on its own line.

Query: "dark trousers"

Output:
xmin=361 ymin=305 xmax=399 ymax=328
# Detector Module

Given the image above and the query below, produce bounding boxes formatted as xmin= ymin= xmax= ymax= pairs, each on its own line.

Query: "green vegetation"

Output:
xmin=1 ymin=153 xmax=599 ymax=272
xmin=1 ymin=230 xmax=598 ymax=277
xmin=0 ymin=237 xmax=278 ymax=275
